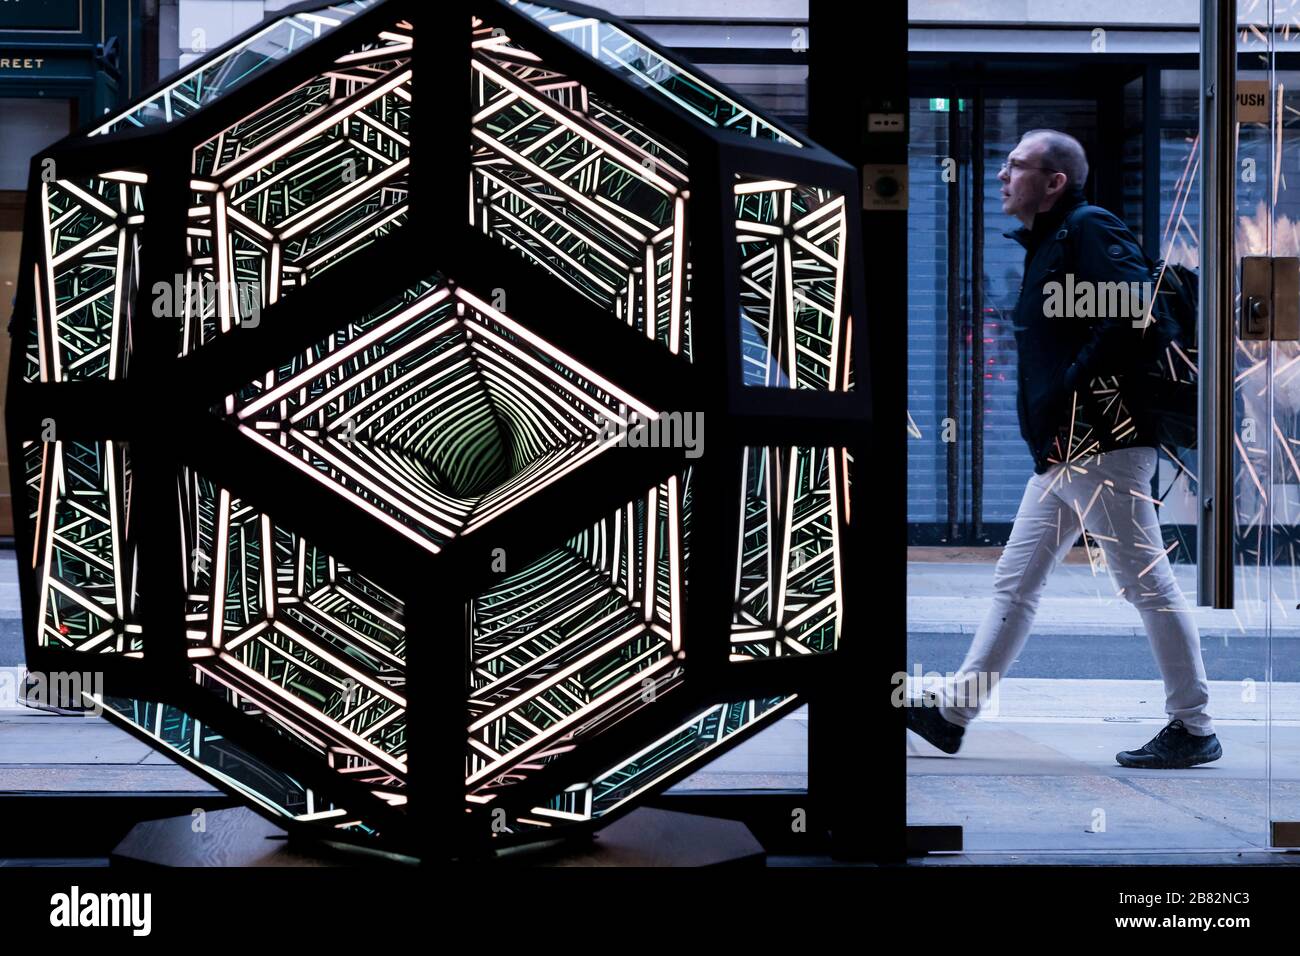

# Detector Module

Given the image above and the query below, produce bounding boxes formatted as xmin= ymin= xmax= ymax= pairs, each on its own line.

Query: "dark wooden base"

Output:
xmin=906 ymin=825 xmax=964 ymax=855
xmin=0 ymin=792 xmax=236 ymax=858
xmin=112 ymin=807 xmax=375 ymax=867
xmin=495 ymin=808 xmax=766 ymax=867
xmin=112 ymin=806 xmax=766 ymax=866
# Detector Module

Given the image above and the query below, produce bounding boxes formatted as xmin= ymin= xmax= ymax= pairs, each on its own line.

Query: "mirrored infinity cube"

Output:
xmin=9 ymin=0 xmax=868 ymax=857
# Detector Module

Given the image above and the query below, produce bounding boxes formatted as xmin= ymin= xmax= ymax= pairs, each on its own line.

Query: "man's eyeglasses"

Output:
xmin=1000 ymin=158 xmax=1060 ymax=175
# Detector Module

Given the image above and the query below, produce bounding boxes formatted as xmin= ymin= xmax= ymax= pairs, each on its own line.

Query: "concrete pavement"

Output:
xmin=6 ymin=551 xmax=1300 ymax=856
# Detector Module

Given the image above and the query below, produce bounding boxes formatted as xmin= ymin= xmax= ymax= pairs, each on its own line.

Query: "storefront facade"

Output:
xmin=0 ymin=0 xmax=145 ymax=536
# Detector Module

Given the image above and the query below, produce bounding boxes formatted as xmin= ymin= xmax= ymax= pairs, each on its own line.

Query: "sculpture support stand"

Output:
xmin=113 ymin=807 xmax=765 ymax=867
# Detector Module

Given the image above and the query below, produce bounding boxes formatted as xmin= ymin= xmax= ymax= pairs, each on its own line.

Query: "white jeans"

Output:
xmin=937 ymin=445 xmax=1215 ymax=736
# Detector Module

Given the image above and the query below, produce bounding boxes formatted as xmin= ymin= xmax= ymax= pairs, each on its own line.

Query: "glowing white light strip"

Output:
xmin=353 ymin=107 xmax=410 ymax=147
xmin=223 ymin=203 xmax=275 ymax=242
xmin=194 ymin=662 xmax=333 ymax=751
xmin=324 ymin=436 xmax=469 ymax=526
xmin=57 ymin=179 xmax=118 ymax=219
xmin=214 ymin=191 xmax=233 ymax=333
xmin=294 ymin=201 xmax=408 ymax=273
xmin=642 ymin=485 xmax=658 ymax=621
xmin=776 ymin=447 xmax=798 ymax=624
xmin=252 ymin=618 xmax=407 ymax=710
xmin=238 ymin=289 xmax=449 ymax=417
xmin=791 ymin=232 xmax=840 ymax=271
xmin=669 ymin=196 xmax=685 ymax=353
xmin=793 ymin=194 xmax=844 ymax=231
xmin=472 ymin=91 xmax=517 ymax=124
xmin=344 ymin=443 xmax=471 ymax=525
xmin=762 ymin=448 xmax=776 ymax=613
xmin=37 ymin=448 xmax=67 ymax=643
xmin=590 ymin=700 xmax=795 ymax=815
xmin=518 ymin=122 xmax=566 ymax=157
xmin=209 ymin=107 xmax=352 ymax=183
xmin=32 ymin=263 xmax=50 ymax=382
xmin=269 ymin=242 xmax=282 ymax=303
xmin=101 ymin=170 xmax=149 ymax=183
xmin=92 ymin=19 xmax=287 ymax=134
xmin=260 ymin=513 xmax=276 ymax=620
xmin=456 ymin=288 xmax=656 ymax=419
xmin=288 ymin=428 xmax=462 ymax=539
xmin=209 ymin=488 xmax=231 ymax=648
xmin=286 ymin=317 xmax=460 ymax=423
xmin=829 ymin=210 xmax=847 ymax=392
xmin=220 ymin=618 xmax=271 ymax=652
xmin=473 ymin=57 xmax=678 ymax=196
xmin=347 ymin=345 xmax=476 ymax=435
xmin=48 ymin=223 xmax=116 ymax=268
xmin=784 ymin=593 xmax=836 ymax=632
xmin=373 ymin=375 xmax=486 ymax=454
xmin=105 ymin=441 xmax=125 ymax=619
xmin=279 ymin=157 xmax=409 ymax=240
xmin=334 ymin=41 xmax=412 ymax=64
xmin=238 ymin=424 xmax=443 ymax=555
xmin=466 ymin=651 xmax=673 ymax=786
xmin=472 ymin=128 xmax=648 ymax=246
xmin=829 ymin=450 xmax=845 ymax=639
xmin=475 ymin=178 xmax=626 ymax=295
xmin=475 ymin=593 xmax=623 ymax=692
xmin=44 ymin=591 xmax=113 ymax=640
xmin=668 ymin=474 xmax=682 ymax=652
xmin=781 ymin=265 xmax=797 ymax=384
xmin=738 ymin=179 xmax=795 ymax=195
xmin=220 ymin=69 xmax=411 ymax=188
xmin=468 ymin=621 xmax=649 ymax=736
xmin=471 ymin=345 xmax=598 ymax=439
xmin=47 ymin=529 xmax=112 ymax=574
xmin=463 ymin=443 xmax=605 ymax=534
xmin=733 ymin=448 xmax=751 ymax=604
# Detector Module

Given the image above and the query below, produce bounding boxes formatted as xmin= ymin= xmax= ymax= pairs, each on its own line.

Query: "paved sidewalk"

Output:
xmin=903 ymin=556 xmax=1300 ymax=850
xmin=905 ymin=676 xmax=1300 ymax=851
xmin=0 ymin=705 xmax=219 ymax=794
xmin=0 ymin=552 xmax=22 ymax=666
xmin=5 ymin=552 xmax=1300 ymax=856
xmin=909 ymin=557 xmax=1299 ymax=639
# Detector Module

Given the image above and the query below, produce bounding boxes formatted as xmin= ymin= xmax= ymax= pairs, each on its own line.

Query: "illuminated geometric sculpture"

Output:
xmin=8 ymin=0 xmax=867 ymax=858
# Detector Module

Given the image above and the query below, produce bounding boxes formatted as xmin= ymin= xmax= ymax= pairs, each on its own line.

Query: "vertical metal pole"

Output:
xmin=946 ymin=96 xmax=961 ymax=542
xmin=1198 ymin=0 xmax=1235 ymax=608
xmin=971 ymin=91 xmax=985 ymax=541
xmin=808 ymin=0 xmax=907 ymax=863
xmin=1143 ymin=64 xmax=1161 ymax=261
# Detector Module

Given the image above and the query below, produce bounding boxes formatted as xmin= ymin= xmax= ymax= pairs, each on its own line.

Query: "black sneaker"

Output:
xmin=1115 ymin=719 xmax=1222 ymax=769
xmin=905 ymin=692 xmax=965 ymax=754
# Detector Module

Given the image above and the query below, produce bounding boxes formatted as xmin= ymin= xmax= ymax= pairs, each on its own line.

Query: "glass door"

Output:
xmin=1247 ymin=0 xmax=1300 ymax=848
xmin=905 ymin=18 xmax=1280 ymax=852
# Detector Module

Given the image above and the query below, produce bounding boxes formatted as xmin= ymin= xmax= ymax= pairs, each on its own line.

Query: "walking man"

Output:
xmin=906 ymin=129 xmax=1221 ymax=769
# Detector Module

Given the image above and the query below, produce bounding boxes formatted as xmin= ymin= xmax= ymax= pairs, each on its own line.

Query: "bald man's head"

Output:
xmin=1019 ymin=129 xmax=1089 ymax=188
xmin=998 ymin=129 xmax=1088 ymax=225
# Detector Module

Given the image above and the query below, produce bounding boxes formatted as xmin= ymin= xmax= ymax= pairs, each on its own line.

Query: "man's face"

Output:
xmin=998 ymin=137 xmax=1066 ymax=224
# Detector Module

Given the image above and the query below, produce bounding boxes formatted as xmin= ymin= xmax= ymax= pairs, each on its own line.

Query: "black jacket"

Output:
xmin=1005 ymin=183 xmax=1161 ymax=474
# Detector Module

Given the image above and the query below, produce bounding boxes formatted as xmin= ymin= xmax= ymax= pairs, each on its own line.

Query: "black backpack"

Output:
xmin=1139 ymin=259 xmax=1199 ymax=456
